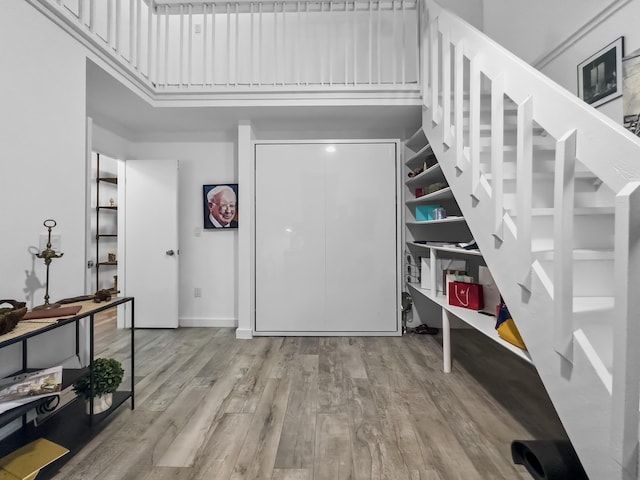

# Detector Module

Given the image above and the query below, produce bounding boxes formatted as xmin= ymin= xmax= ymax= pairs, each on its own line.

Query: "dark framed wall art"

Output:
xmin=578 ymin=37 xmax=624 ymax=108
xmin=203 ymin=184 xmax=238 ymax=229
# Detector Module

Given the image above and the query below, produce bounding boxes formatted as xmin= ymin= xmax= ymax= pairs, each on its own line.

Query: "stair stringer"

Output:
xmin=423 ymin=117 xmax=633 ymax=480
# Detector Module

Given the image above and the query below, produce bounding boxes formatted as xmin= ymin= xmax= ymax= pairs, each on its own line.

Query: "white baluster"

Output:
xmin=211 ymin=3 xmax=216 ymax=85
xmin=516 ymin=96 xmax=533 ymax=285
xmin=553 ymin=129 xmax=576 ymax=359
xmin=329 ymin=1 xmax=333 ymax=86
xmin=155 ymin=3 xmax=161 ymax=84
xmin=491 ymin=74 xmax=505 ymax=240
xmin=188 ymin=4 xmax=193 ymax=86
xmin=235 ymin=2 xmax=239 ymax=87
xmin=107 ymin=0 xmax=113 ymax=47
xmin=392 ymin=0 xmax=397 ymax=85
xmin=78 ymin=0 xmax=84 ymax=26
xmin=367 ymin=0 xmax=372 ymax=85
xmin=611 ymin=181 xmax=640 ymax=475
xmin=281 ymin=1 xmax=285 ymax=86
xmin=453 ymin=39 xmax=464 ymax=171
xmin=164 ymin=5 xmax=169 ymax=86
xmin=272 ymin=2 xmax=276 ymax=86
xmin=203 ymin=4 xmax=208 ymax=86
xmin=353 ymin=0 xmax=358 ymax=85
xmin=249 ymin=3 xmax=254 ymax=86
xmin=376 ymin=0 xmax=381 ymax=85
xmin=401 ymin=0 xmax=405 ymax=85
xmin=179 ymin=4 xmax=184 ymax=86
xmin=89 ymin=0 xmax=95 ymax=33
xmin=227 ymin=3 xmax=231 ymax=87
xmin=344 ymin=0 xmax=348 ymax=85
xmin=146 ymin=0 xmax=152 ymax=79
xmin=429 ymin=15 xmax=438 ymax=124
xmin=129 ymin=0 xmax=135 ymax=65
xmin=116 ymin=0 xmax=121 ymax=54
xmin=304 ymin=2 xmax=308 ymax=86
xmin=415 ymin=0 xmax=420 ymax=90
xmin=136 ymin=0 xmax=141 ymax=69
xmin=441 ymin=25 xmax=451 ymax=147
xmin=299 ymin=1 xmax=303 ymax=86
xmin=469 ymin=56 xmax=481 ymax=198
xmin=258 ymin=2 xmax=263 ymax=86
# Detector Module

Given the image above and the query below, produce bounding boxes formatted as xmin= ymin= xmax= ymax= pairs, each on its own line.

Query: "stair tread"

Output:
xmin=532 ymin=248 xmax=614 ymax=260
xmin=509 ymin=206 xmax=614 ymax=216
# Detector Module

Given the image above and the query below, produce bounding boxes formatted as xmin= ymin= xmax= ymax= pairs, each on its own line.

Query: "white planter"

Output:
xmin=86 ymin=393 xmax=113 ymax=414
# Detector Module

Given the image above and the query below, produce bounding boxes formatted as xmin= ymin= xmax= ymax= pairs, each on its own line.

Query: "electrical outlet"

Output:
xmin=194 ymin=287 xmax=201 ymax=298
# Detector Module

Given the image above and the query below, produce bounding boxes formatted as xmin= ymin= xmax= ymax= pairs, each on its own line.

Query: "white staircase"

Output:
xmin=420 ymin=1 xmax=640 ymax=479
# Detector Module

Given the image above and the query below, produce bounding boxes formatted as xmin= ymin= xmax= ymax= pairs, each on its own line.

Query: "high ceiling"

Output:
xmin=86 ymin=61 xmax=422 ymax=142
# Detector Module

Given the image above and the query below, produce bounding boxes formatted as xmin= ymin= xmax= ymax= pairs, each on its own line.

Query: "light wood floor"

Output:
xmin=51 ymin=314 xmax=568 ymax=480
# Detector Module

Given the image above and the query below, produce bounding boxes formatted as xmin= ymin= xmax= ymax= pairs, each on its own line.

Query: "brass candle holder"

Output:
xmin=34 ymin=219 xmax=64 ymax=310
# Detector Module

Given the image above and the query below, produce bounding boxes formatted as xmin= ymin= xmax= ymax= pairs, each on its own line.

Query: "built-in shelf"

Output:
xmin=406 ymin=241 xmax=483 ymax=257
xmin=405 ymin=128 xmax=427 ymax=153
xmin=406 ymin=217 xmax=465 ymax=226
xmin=407 ymin=283 xmax=532 ymax=363
xmin=405 ymin=187 xmax=453 ymax=206
xmin=95 ymin=153 xmax=119 ymax=293
xmin=406 ymin=144 xmax=435 ymax=170
xmin=405 ymin=164 xmax=446 ymax=189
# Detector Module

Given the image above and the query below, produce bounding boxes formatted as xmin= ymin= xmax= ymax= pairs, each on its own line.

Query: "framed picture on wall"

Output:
xmin=577 ymin=37 xmax=624 ymax=108
xmin=203 ymin=184 xmax=238 ymax=229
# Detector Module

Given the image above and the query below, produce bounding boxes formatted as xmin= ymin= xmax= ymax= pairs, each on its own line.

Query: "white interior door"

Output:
xmin=124 ymin=159 xmax=179 ymax=328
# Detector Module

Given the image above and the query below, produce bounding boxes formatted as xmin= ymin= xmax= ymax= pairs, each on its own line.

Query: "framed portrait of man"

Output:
xmin=203 ymin=184 xmax=238 ymax=229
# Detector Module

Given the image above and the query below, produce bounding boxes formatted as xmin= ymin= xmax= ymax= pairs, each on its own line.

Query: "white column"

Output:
xmin=236 ymin=122 xmax=255 ymax=339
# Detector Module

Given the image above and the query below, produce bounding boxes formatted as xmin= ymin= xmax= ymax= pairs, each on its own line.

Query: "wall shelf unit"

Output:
xmin=403 ymin=127 xmax=529 ymax=371
xmin=95 ymin=153 xmax=119 ymax=292
xmin=407 ymin=282 xmax=531 ymax=364
xmin=0 ymin=298 xmax=135 ymax=480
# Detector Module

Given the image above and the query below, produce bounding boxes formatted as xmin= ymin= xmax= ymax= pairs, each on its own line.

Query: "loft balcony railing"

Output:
xmin=34 ymin=0 xmax=421 ymax=94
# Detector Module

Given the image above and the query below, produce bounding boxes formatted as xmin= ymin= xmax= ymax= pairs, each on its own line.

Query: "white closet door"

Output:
xmin=255 ymin=142 xmax=397 ymax=334
xmin=255 ymin=144 xmax=326 ymax=332
xmin=324 ymin=143 xmax=397 ymax=332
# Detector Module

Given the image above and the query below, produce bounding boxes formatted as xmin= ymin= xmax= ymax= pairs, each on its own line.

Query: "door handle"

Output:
xmin=166 ymin=249 xmax=175 ymax=256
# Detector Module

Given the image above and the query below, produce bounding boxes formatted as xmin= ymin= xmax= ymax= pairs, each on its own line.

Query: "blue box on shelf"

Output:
xmin=416 ymin=204 xmax=441 ymax=221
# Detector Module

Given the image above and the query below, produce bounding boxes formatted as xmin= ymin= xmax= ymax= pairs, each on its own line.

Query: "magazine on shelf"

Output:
xmin=0 ymin=366 xmax=63 ymax=415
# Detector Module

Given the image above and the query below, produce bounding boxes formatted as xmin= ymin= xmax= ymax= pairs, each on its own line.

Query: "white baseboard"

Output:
xmin=179 ymin=317 xmax=237 ymax=328
xmin=235 ymin=328 xmax=253 ymax=339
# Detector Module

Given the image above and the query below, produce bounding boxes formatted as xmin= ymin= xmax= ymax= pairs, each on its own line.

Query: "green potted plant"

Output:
xmin=73 ymin=357 xmax=124 ymax=414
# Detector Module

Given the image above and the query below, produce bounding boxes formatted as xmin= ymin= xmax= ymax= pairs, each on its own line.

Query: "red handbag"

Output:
xmin=448 ymin=281 xmax=484 ymax=310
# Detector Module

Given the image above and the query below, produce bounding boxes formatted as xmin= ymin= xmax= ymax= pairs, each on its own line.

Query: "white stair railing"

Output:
xmin=421 ymin=0 xmax=640 ymax=478
xmin=32 ymin=0 xmax=421 ymax=93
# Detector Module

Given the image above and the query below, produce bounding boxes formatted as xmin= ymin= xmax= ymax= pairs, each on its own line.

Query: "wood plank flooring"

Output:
xmin=50 ymin=314 xmax=568 ymax=480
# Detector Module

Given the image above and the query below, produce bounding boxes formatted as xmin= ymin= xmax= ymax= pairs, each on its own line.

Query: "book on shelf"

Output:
xmin=0 ymin=366 xmax=63 ymax=415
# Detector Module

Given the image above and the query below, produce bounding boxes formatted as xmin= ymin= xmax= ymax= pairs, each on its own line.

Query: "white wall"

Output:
xmin=0 ymin=0 xmax=90 ymax=435
xmin=441 ymin=0 xmax=484 ymax=31
xmin=482 ymin=0 xmax=614 ymax=65
xmin=538 ymin=1 xmax=640 ymax=124
xmin=481 ymin=0 xmax=640 ymax=124
xmin=0 ymin=0 xmax=87 ymax=305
